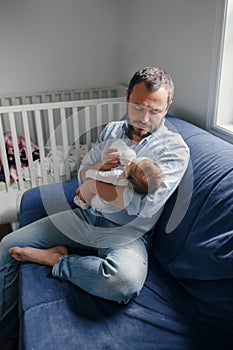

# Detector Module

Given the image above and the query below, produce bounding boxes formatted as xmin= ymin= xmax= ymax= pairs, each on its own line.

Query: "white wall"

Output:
xmin=217 ymin=0 xmax=233 ymax=125
xmin=120 ymin=0 xmax=219 ymax=128
xmin=0 ymin=0 xmax=122 ymax=94
xmin=0 ymin=0 xmax=221 ymax=128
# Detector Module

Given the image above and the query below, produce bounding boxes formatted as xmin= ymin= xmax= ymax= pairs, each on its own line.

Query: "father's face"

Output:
xmin=126 ymin=81 xmax=169 ymax=138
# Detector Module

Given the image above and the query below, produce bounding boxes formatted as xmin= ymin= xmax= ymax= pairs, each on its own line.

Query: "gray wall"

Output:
xmin=0 ymin=0 xmax=122 ymax=94
xmin=120 ymin=0 xmax=220 ymax=128
xmin=0 ymin=0 xmax=220 ymax=128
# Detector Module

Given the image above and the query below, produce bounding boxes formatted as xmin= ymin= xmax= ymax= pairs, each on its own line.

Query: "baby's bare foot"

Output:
xmin=9 ymin=245 xmax=68 ymax=267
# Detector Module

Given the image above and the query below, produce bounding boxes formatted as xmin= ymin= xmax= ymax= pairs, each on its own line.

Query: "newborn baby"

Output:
xmin=74 ymin=140 xmax=162 ymax=210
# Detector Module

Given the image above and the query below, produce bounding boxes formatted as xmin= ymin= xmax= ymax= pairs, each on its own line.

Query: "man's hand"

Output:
xmin=100 ymin=147 xmax=121 ymax=170
xmin=80 ymin=147 xmax=121 ymax=182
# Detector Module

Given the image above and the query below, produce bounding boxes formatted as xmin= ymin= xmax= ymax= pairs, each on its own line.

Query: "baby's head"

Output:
xmin=125 ymin=157 xmax=162 ymax=194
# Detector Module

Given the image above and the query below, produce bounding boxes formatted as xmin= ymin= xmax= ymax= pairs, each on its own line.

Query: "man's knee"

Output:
xmin=106 ymin=261 xmax=147 ymax=303
xmin=0 ymin=234 xmax=19 ymax=263
xmin=115 ymin=275 xmax=143 ymax=303
xmin=0 ymin=234 xmax=12 ymax=252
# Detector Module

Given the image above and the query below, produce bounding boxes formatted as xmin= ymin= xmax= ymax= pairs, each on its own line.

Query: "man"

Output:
xmin=0 ymin=67 xmax=189 ymax=341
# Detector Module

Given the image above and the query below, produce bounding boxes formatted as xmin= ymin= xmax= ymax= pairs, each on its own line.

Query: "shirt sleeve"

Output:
xmin=123 ymin=185 xmax=142 ymax=215
xmin=124 ymin=133 xmax=190 ymax=218
xmin=77 ymin=130 xmax=107 ymax=184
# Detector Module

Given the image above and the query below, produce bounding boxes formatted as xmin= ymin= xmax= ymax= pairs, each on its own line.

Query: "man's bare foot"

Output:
xmin=9 ymin=245 xmax=68 ymax=267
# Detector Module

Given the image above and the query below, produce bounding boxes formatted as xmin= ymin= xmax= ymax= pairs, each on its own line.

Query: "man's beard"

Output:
xmin=127 ymin=124 xmax=151 ymax=138
xmin=126 ymin=112 xmax=152 ymax=138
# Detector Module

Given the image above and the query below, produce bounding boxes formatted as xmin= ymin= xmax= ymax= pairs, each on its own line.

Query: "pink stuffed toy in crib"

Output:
xmin=0 ymin=131 xmax=40 ymax=183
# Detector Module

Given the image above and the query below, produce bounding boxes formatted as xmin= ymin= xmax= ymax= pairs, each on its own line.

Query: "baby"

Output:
xmin=74 ymin=140 xmax=162 ymax=211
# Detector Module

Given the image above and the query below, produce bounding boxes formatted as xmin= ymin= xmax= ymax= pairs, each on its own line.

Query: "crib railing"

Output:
xmin=0 ymin=85 xmax=126 ymax=107
xmin=0 ymin=97 xmax=126 ymax=194
xmin=0 ymin=85 xmax=126 ymax=142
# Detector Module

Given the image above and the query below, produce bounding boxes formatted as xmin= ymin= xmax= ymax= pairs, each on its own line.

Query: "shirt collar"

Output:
xmin=121 ymin=117 xmax=166 ymax=142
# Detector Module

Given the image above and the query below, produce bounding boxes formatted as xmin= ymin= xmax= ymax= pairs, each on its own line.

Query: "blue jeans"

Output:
xmin=0 ymin=208 xmax=150 ymax=338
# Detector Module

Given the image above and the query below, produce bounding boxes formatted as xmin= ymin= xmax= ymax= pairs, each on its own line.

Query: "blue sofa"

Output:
xmin=18 ymin=115 xmax=233 ymax=350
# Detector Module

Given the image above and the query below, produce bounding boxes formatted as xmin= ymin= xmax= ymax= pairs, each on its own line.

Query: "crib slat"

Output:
xmin=96 ymin=104 xmax=103 ymax=135
xmin=48 ymin=109 xmax=59 ymax=182
xmin=0 ymin=116 xmax=12 ymax=192
xmin=9 ymin=112 xmax=25 ymax=191
xmin=22 ymin=111 xmax=37 ymax=187
xmin=72 ymin=107 xmax=81 ymax=169
xmin=107 ymin=103 xmax=114 ymax=123
xmin=118 ymin=101 xmax=126 ymax=121
xmin=84 ymin=107 xmax=91 ymax=150
xmin=60 ymin=107 xmax=71 ymax=180
xmin=35 ymin=110 xmax=48 ymax=184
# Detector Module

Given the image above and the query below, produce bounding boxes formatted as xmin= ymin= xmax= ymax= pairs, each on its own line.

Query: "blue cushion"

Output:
xmin=20 ymin=259 xmax=232 ymax=350
xmin=19 ymin=179 xmax=78 ymax=226
xmin=152 ymin=115 xmax=233 ymax=279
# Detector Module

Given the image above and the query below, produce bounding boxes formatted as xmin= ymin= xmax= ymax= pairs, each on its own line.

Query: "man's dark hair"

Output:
xmin=127 ymin=66 xmax=174 ymax=107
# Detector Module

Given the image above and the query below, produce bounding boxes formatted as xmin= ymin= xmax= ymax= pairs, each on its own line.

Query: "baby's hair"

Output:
xmin=127 ymin=158 xmax=162 ymax=194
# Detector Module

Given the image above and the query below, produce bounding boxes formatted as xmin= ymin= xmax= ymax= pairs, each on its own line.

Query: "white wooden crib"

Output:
xmin=0 ymin=85 xmax=126 ymax=225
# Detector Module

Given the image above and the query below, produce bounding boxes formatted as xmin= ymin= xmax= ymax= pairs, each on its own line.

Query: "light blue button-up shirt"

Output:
xmin=78 ymin=119 xmax=190 ymax=234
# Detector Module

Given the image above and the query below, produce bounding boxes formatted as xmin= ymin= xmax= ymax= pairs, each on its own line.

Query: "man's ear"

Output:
xmin=126 ymin=89 xmax=129 ymax=103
